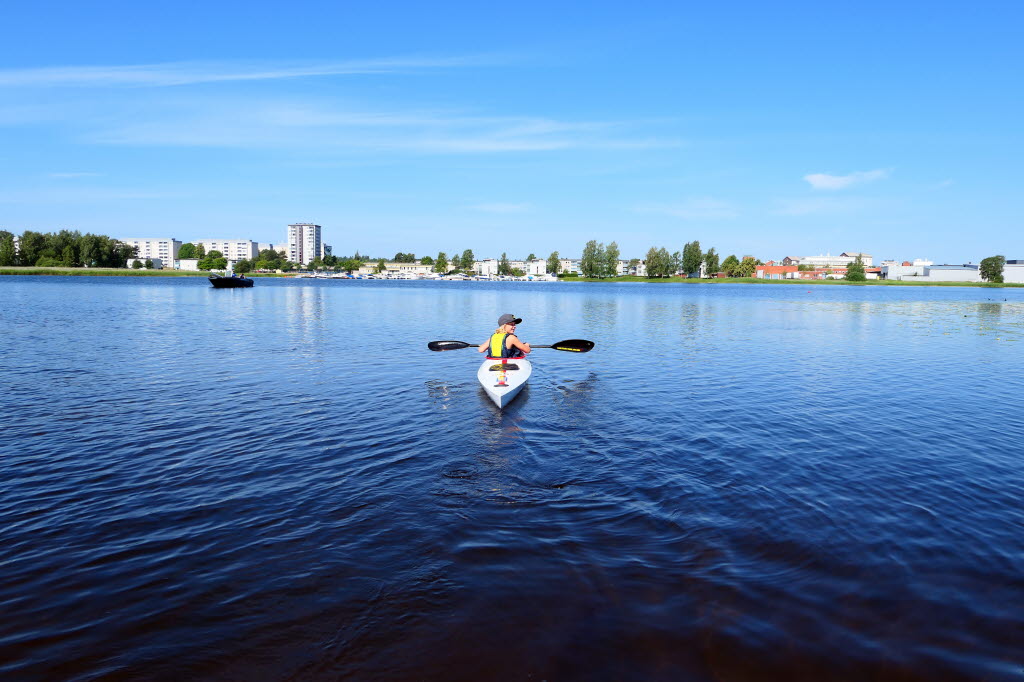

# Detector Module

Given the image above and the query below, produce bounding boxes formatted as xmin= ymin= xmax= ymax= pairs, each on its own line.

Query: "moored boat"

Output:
xmin=209 ymin=274 xmax=253 ymax=288
xmin=477 ymin=356 xmax=532 ymax=408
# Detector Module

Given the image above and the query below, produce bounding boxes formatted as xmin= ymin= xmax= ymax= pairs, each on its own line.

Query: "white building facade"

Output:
xmin=287 ymin=223 xmax=322 ymax=265
xmin=120 ymin=238 xmax=181 ymax=263
xmin=526 ymin=259 xmax=547 ymax=276
xmin=194 ymin=239 xmax=258 ymax=261
xmin=799 ymin=252 xmax=874 ymax=268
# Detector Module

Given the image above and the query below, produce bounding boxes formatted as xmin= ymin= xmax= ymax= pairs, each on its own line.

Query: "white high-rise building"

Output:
xmin=120 ymin=238 xmax=181 ymax=262
xmin=194 ymin=239 xmax=258 ymax=261
xmin=287 ymin=223 xmax=322 ymax=265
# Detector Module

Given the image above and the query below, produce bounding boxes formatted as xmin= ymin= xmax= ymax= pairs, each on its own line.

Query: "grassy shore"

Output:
xmin=0 ymin=267 xmax=291 ymax=277
xmin=569 ymin=275 xmax=1023 ymax=287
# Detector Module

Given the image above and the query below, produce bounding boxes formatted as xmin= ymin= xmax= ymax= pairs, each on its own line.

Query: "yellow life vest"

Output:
xmin=489 ymin=332 xmax=509 ymax=358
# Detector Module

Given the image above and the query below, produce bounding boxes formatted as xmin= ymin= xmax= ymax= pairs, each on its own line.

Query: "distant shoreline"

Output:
xmin=1 ymin=267 xmax=1021 ymax=287
xmin=570 ymin=276 xmax=1023 ymax=287
xmin=0 ymin=267 xmax=290 ymax=278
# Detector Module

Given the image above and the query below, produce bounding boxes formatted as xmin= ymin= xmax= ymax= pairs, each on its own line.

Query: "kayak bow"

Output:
xmin=477 ymin=357 xmax=532 ymax=408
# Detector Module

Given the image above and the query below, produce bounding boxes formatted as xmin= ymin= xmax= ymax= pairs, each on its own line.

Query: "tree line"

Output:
xmin=572 ymin=239 xmax=749 ymax=278
xmin=0 ymin=229 xmax=138 ymax=268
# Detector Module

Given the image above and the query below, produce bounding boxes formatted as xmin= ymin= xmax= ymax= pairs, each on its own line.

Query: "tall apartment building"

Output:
xmin=120 ymin=238 xmax=181 ymax=262
xmin=194 ymin=239 xmax=258 ymax=261
xmin=287 ymin=223 xmax=322 ymax=265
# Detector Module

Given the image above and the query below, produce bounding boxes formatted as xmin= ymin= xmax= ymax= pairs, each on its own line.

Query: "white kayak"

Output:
xmin=477 ymin=357 xmax=532 ymax=408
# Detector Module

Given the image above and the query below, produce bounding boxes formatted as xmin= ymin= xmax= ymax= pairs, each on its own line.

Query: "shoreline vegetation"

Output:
xmin=1 ymin=266 xmax=1021 ymax=287
xmin=0 ymin=267 xmax=289 ymax=277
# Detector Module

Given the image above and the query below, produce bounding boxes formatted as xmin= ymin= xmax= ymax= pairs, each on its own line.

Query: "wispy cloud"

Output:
xmin=804 ymin=168 xmax=890 ymax=190
xmin=466 ymin=203 xmax=531 ymax=213
xmin=84 ymin=100 xmax=681 ymax=154
xmin=634 ymin=198 xmax=739 ymax=220
xmin=0 ymin=56 xmax=498 ymax=88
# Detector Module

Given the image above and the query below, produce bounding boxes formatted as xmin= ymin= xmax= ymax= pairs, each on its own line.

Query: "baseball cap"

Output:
xmin=497 ymin=314 xmax=522 ymax=326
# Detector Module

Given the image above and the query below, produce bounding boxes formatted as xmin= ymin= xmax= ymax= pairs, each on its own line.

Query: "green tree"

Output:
xmin=721 ymin=254 xmax=740 ymax=277
xmin=234 ymin=259 xmax=252 ymax=274
xmin=628 ymin=258 xmax=640 ymax=274
xmin=376 ymin=259 xmax=387 ymax=274
xmin=198 ymin=249 xmax=225 ymax=271
xmin=844 ymin=255 xmax=866 ymax=282
xmin=178 ymin=243 xmax=197 ymax=259
xmin=670 ymin=251 xmax=682 ymax=276
xmin=498 ymin=252 xmax=511 ymax=275
xmin=581 ymin=240 xmax=605 ymax=277
xmin=421 ymin=255 xmax=434 ymax=265
xmin=979 ymin=255 xmax=1005 ymax=283
xmin=526 ymin=253 xmax=536 ymax=261
xmin=645 ymin=247 xmax=660 ymax=277
xmin=462 ymin=249 xmax=476 ymax=272
xmin=433 ymin=252 xmax=448 ymax=274
xmin=132 ymin=259 xmax=143 ymax=269
xmin=0 ymin=231 xmax=16 ymax=266
xmin=61 ymin=244 xmax=80 ymax=267
xmin=18 ymin=231 xmax=46 ymax=266
xmin=195 ymin=243 xmax=206 ymax=259
xmin=546 ymin=251 xmax=561 ymax=274
xmin=703 ymin=248 xmax=719 ymax=277
xmin=645 ymin=246 xmax=673 ymax=277
xmin=511 ymin=268 xmax=525 ymax=277
xmin=144 ymin=258 xmax=154 ymax=269
xmin=737 ymin=257 xmax=757 ymax=277
xmin=682 ymin=240 xmax=703 ymax=277
xmin=604 ymin=241 xmax=620 ymax=277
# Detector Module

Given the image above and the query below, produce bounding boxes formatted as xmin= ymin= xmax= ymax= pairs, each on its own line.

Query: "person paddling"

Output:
xmin=478 ymin=314 xmax=531 ymax=359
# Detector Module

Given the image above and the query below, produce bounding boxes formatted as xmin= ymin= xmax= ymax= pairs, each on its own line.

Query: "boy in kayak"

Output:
xmin=478 ymin=314 xmax=531 ymax=359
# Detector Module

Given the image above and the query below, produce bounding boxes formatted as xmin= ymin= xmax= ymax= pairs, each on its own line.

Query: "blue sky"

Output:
xmin=1 ymin=1 xmax=1021 ymax=262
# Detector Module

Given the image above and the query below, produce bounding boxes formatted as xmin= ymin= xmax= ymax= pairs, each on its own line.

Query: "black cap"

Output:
xmin=497 ymin=314 xmax=522 ymax=326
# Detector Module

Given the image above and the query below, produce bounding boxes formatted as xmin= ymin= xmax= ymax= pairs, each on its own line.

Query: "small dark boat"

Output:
xmin=209 ymin=274 xmax=254 ymax=288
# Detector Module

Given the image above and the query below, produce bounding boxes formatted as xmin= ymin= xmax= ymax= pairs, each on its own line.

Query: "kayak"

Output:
xmin=477 ymin=357 xmax=532 ymax=408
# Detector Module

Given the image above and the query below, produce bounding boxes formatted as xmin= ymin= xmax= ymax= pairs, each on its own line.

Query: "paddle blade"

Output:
xmin=538 ymin=339 xmax=594 ymax=352
xmin=427 ymin=340 xmax=472 ymax=352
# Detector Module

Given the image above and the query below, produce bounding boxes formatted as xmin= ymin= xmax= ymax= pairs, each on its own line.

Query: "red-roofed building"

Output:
xmin=754 ymin=265 xmax=799 ymax=279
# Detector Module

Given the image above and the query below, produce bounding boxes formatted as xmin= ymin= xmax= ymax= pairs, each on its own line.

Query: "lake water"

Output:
xmin=2 ymin=276 xmax=1022 ymax=680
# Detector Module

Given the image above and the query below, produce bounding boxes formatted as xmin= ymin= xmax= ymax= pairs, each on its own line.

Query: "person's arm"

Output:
xmin=507 ymin=334 xmax=531 ymax=354
xmin=478 ymin=339 xmax=489 ymax=353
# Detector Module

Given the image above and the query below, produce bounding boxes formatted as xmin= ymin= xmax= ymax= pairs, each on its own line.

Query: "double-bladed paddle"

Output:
xmin=427 ymin=339 xmax=594 ymax=353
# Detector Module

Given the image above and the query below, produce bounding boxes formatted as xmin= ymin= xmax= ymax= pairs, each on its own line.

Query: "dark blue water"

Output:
xmin=2 ymin=276 xmax=1022 ymax=680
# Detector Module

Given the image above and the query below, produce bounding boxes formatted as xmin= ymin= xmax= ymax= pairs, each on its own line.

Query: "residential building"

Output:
xmin=474 ymin=259 xmax=498 ymax=276
xmin=558 ymin=258 xmax=581 ymax=275
xmin=322 ymin=244 xmax=332 ymax=258
xmin=287 ymin=223 xmax=322 ymax=265
xmin=120 ymin=238 xmax=181 ymax=262
xmin=526 ymin=259 xmax=547 ymax=276
xmin=194 ymin=239 xmax=258 ymax=261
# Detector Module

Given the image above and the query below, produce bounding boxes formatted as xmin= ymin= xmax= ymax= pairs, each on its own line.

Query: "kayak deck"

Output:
xmin=477 ymin=357 xmax=532 ymax=408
